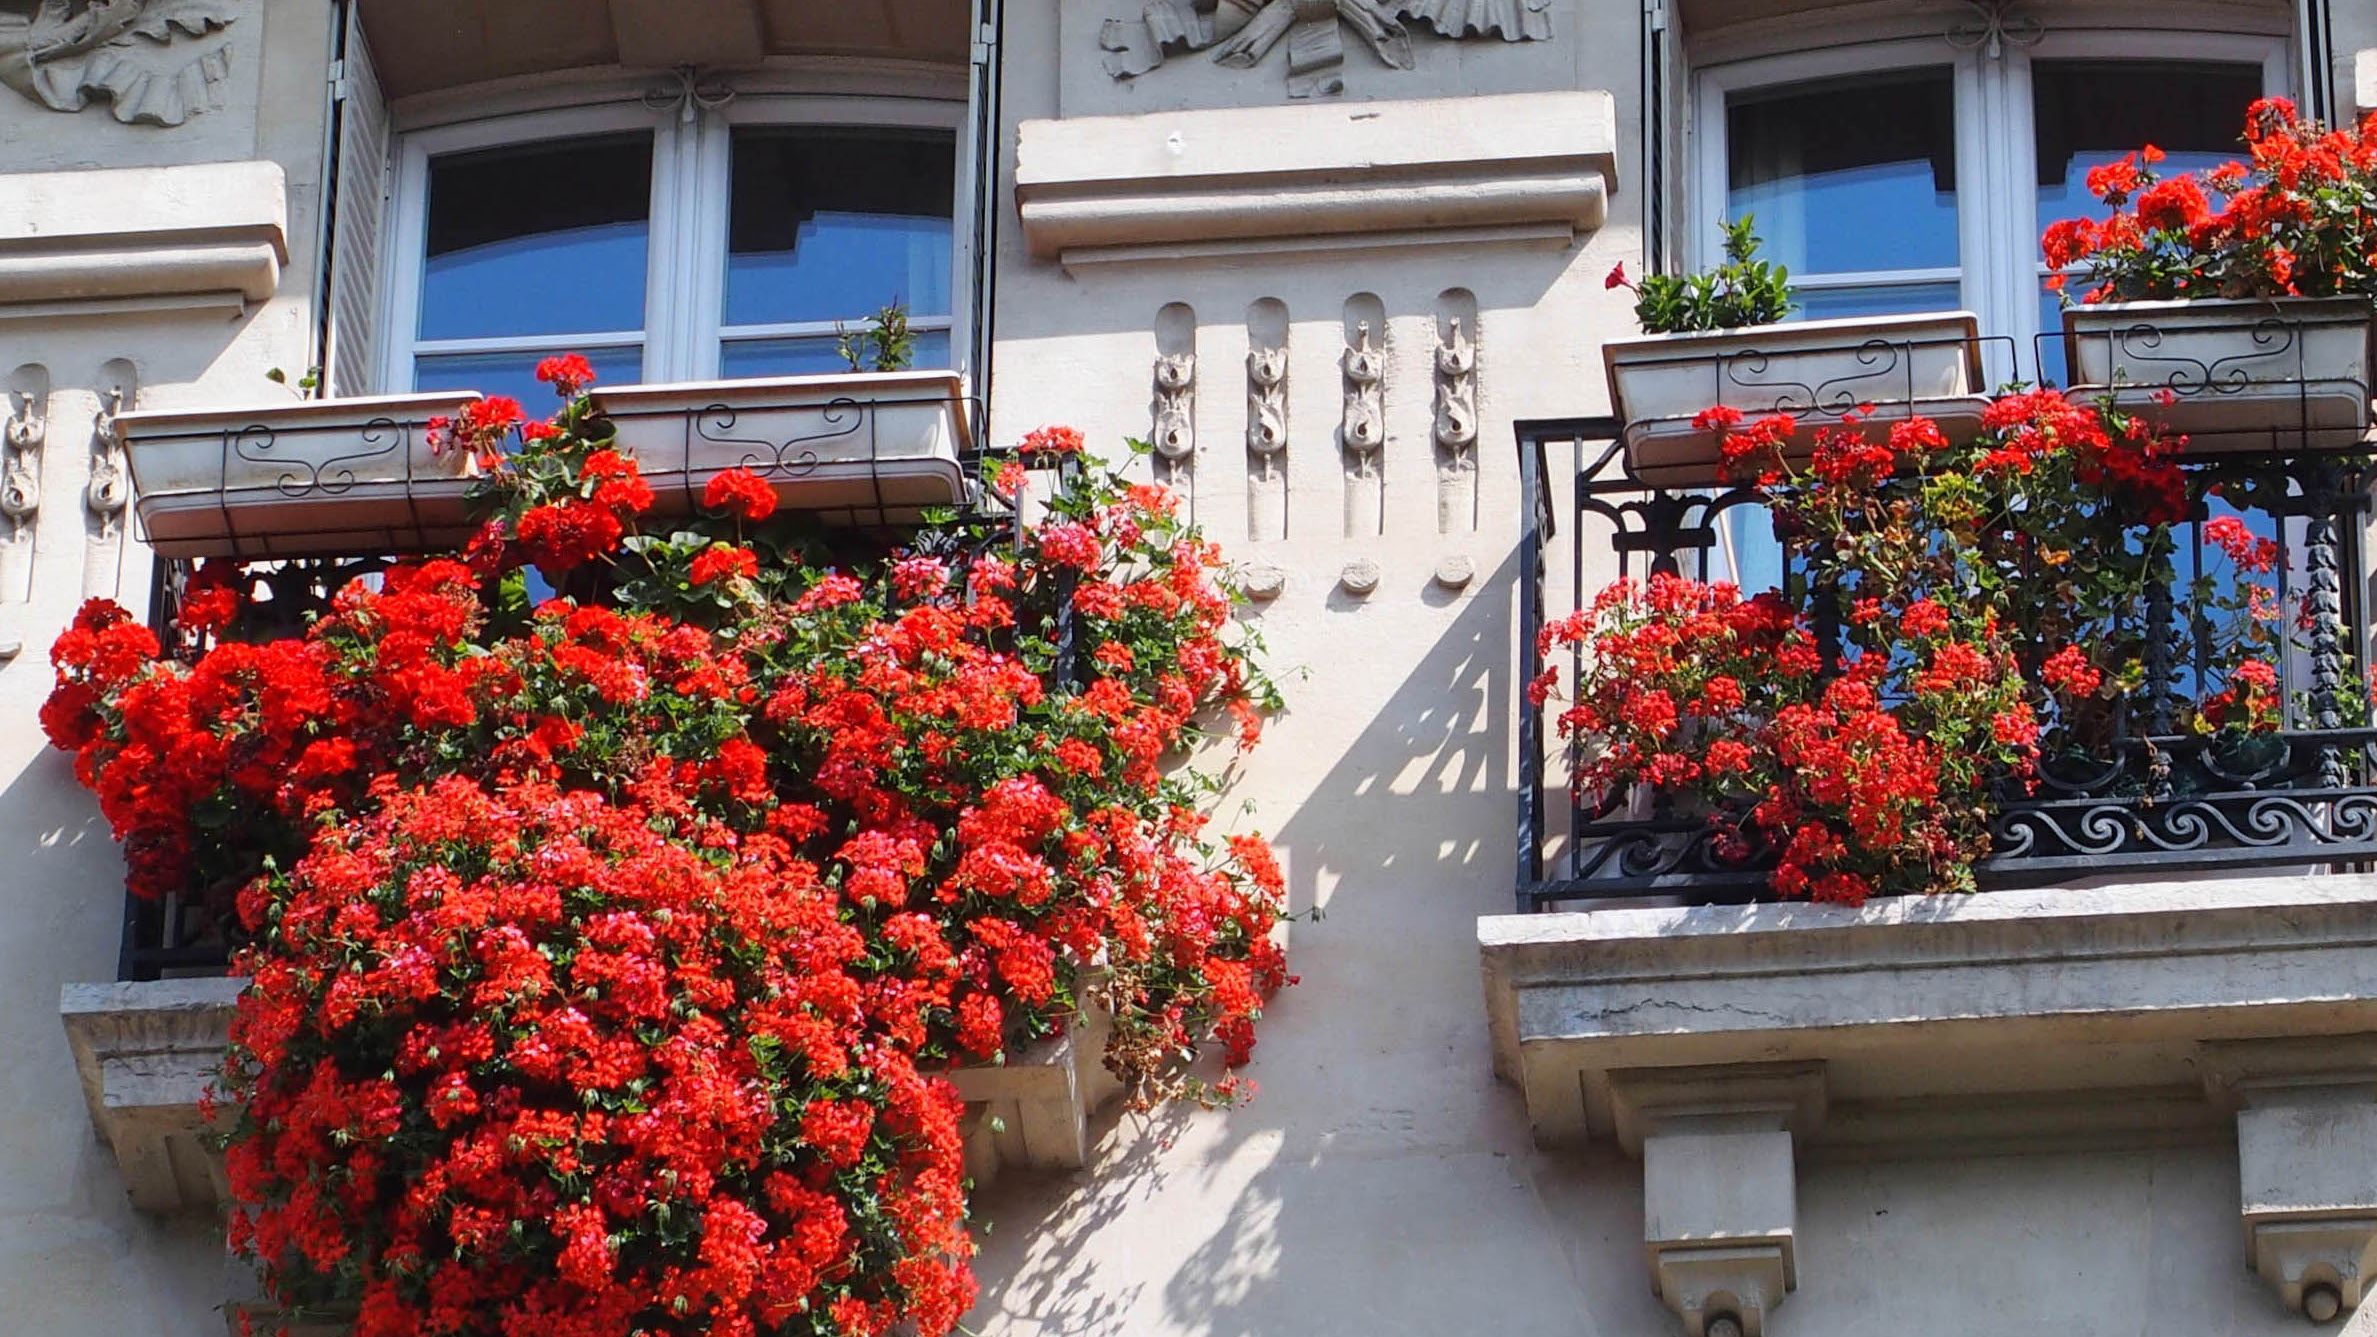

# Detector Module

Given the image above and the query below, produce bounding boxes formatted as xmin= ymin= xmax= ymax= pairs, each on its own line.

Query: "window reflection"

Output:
xmin=1728 ymin=68 xmax=1960 ymax=278
xmin=726 ymin=129 xmax=955 ymax=332
xmin=420 ymin=136 xmax=653 ymax=343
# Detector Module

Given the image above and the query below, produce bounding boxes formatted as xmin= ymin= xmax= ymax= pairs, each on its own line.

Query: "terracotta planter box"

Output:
xmin=1603 ymin=310 xmax=1988 ymax=488
xmin=118 ymin=393 xmax=483 ymax=560
xmin=592 ymin=370 xmax=973 ymax=525
xmin=2062 ymin=296 xmax=2374 ymax=452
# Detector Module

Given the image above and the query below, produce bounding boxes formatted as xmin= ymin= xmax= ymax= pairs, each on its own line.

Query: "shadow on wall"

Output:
xmin=965 ymin=547 xmax=1668 ymax=1337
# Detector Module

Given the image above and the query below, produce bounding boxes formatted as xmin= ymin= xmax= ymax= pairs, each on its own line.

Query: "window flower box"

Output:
xmin=119 ymin=393 xmax=483 ymax=560
xmin=2062 ymin=297 xmax=2375 ymax=453
xmin=1603 ymin=310 xmax=1989 ymax=488
xmin=591 ymin=370 xmax=973 ymax=525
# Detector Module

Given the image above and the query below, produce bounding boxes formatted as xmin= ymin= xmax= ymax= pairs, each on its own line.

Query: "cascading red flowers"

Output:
xmin=46 ymin=379 xmax=1289 ymax=1337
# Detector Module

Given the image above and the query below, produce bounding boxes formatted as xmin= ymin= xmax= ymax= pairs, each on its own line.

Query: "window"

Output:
xmin=1697 ymin=33 xmax=2288 ymax=590
xmin=1695 ymin=33 xmax=2288 ymax=374
xmin=1724 ymin=67 xmax=1962 ymax=322
xmin=385 ymin=101 xmax=963 ymax=400
xmin=721 ymin=128 xmax=957 ymax=378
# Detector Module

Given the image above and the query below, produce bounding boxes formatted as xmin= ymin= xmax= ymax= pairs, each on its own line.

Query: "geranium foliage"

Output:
xmin=47 ymin=358 xmax=1289 ymax=1336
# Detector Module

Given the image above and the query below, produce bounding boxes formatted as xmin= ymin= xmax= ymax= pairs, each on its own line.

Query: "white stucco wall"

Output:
xmin=0 ymin=2 xmax=328 ymax=1332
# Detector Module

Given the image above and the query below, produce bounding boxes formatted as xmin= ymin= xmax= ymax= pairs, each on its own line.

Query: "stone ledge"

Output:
xmin=1014 ymin=91 xmax=1615 ymax=264
xmin=1479 ymin=875 xmax=2377 ymax=1147
xmin=59 ymin=977 xmax=244 ymax=1215
xmin=0 ymin=161 xmax=287 ymax=318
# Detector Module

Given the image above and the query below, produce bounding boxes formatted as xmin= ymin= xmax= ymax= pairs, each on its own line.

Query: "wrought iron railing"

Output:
xmin=1521 ymin=307 xmax=2377 ymax=913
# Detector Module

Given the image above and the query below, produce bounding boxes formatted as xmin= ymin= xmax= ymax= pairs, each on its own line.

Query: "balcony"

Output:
xmin=1486 ymin=304 xmax=2377 ymax=1332
xmin=1527 ymin=303 xmax=2377 ymax=912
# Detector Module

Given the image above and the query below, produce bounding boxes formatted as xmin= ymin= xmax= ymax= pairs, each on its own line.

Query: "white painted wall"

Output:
xmin=0 ymin=2 xmax=328 ymax=1332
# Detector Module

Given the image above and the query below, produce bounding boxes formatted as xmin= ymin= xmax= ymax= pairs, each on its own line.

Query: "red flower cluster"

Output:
xmin=1538 ymin=570 xmax=2032 ymax=905
xmin=48 ymin=406 xmax=1288 ymax=1336
xmin=2046 ymin=100 xmax=2377 ymax=302
xmin=703 ymin=468 xmax=779 ymax=523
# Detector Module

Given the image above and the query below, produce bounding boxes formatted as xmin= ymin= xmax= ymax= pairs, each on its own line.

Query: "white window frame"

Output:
xmin=1691 ymin=30 xmax=2291 ymax=384
xmin=380 ymin=93 xmax=969 ymax=393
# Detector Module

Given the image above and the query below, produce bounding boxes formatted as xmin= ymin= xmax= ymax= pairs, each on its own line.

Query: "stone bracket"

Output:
xmin=2202 ymin=1036 xmax=2377 ymax=1322
xmin=59 ymin=977 xmax=244 ymax=1215
xmin=1612 ymin=1063 xmax=1827 ymax=1336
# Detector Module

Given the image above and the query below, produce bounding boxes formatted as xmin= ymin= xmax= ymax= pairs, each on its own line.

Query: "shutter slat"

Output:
xmin=326 ymin=10 xmax=390 ymax=399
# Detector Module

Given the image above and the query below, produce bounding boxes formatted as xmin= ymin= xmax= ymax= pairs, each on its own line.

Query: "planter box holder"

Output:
xmin=590 ymin=370 xmax=975 ymax=527
xmin=1604 ymin=310 xmax=1992 ymax=489
xmin=119 ymin=393 xmax=484 ymax=560
xmin=2062 ymin=296 xmax=2375 ymax=454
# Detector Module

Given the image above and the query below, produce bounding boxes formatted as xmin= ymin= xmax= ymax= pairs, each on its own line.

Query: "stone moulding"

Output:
xmin=1014 ymin=90 xmax=1615 ymax=264
xmin=0 ymin=161 xmax=286 ymax=320
xmin=1480 ymin=876 xmax=2377 ymax=1323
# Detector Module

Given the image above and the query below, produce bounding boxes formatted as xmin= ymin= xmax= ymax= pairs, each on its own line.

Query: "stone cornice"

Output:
xmin=1014 ymin=90 xmax=1616 ymax=265
xmin=1480 ymin=876 xmax=2377 ymax=1146
xmin=0 ymin=161 xmax=287 ymax=320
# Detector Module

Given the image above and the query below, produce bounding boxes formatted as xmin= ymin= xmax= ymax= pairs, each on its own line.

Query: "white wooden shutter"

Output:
xmin=324 ymin=7 xmax=391 ymax=399
xmin=958 ymin=0 xmax=1003 ymax=400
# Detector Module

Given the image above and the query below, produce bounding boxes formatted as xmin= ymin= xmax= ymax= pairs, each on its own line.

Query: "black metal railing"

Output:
xmin=1521 ymin=307 xmax=2377 ymax=912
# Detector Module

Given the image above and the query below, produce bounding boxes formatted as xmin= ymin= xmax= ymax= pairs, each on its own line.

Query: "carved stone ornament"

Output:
xmin=1433 ymin=316 xmax=1478 ymax=459
xmin=1152 ymin=351 xmax=1197 ymax=461
xmin=1341 ymin=321 xmax=1385 ymax=458
xmin=0 ymin=0 xmax=237 ymax=127
xmin=1246 ymin=346 xmax=1288 ymax=458
xmin=1103 ymin=0 xmax=1550 ymax=99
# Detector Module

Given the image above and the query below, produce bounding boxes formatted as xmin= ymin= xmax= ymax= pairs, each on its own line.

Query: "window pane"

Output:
xmin=720 ymin=330 xmax=953 ymax=380
xmin=726 ymin=128 xmax=956 ymax=329
xmin=415 ymin=347 xmax=643 ymax=405
xmin=1728 ymin=68 xmax=1959 ymax=276
xmin=2033 ymin=61 xmax=2264 ymax=228
xmin=421 ymin=136 xmax=652 ymax=341
xmin=1794 ymin=281 xmax=1963 ymax=323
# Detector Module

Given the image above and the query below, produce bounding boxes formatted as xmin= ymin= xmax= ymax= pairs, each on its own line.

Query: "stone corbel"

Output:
xmin=2201 ymin=1036 xmax=2377 ymax=1323
xmin=60 ymin=978 xmax=245 ymax=1214
xmin=1609 ymin=1063 xmax=1828 ymax=1337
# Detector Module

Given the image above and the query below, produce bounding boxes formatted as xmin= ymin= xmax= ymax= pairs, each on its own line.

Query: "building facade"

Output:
xmin=7 ymin=1 xmax=2377 ymax=1333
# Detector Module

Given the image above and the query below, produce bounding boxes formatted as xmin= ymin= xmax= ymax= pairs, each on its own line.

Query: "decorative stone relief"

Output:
xmin=1432 ymin=291 xmax=1480 ymax=534
xmin=1152 ymin=302 xmax=1199 ymax=512
xmin=1245 ymin=298 xmax=1289 ymax=541
xmin=0 ymin=366 xmax=49 ymax=659
xmin=1102 ymin=0 xmax=1551 ymax=99
xmin=0 ymin=0 xmax=238 ymax=126
xmin=1340 ymin=294 xmax=1386 ymax=538
xmin=85 ymin=363 xmax=134 ymax=601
